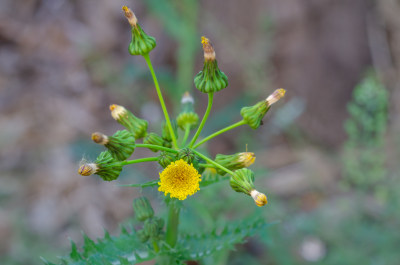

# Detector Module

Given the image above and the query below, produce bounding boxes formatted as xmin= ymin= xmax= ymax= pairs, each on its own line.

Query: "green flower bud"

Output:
xmin=158 ymin=151 xmax=176 ymax=168
xmin=122 ymin=6 xmax=156 ymax=56
xmin=92 ymin=130 xmax=135 ymax=161
xmin=214 ymin=152 xmax=256 ymax=175
xmin=132 ymin=197 xmax=154 ymax=221
xmin=230 ymin=168 xmax=255 ymax=195
xmin=162 ymin=120 xmax=178 ymax=142
xmin=194 ymin=37 xmax=228 ymax=93
xmin=143 ymin=219 xmax=159 ymax=238
xmin=176 ymin=92 xmax=199 ymax=130
xmin=177 ymin=148 xmax=196 ymax=164
xmin=230 ymin=168 xmax=268 ymax=207
xmin=78 ymin=151 xmax=123 ymax=181
xmin=240 ymin=89 xmax=286 ymax=129
xmin=136 ymin=229 xmax=149 ymax=243
xmin=143 ymin=133 xmax=170 ymax=152
xmin=110 ymin=104 xmax=148 ymax=139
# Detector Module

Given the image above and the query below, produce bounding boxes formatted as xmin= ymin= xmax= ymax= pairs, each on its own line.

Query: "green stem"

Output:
xmin=165 ymin=200 xmax=180 ymax=248
xmin=181 ymin=124 xmax=191 ymax=147
xmin=136 ymin=143 xmax=178 ymax=153
xmin=142 ymin=53 xmax=178 ymax=149
xmin=189 ymin=92 xmax=214 ymax=147
xmin=152 ymin=239 xmax=160 ymax=253
xmin=119 ymin=157 xmax=158 ymax=166
xmin=193 ymin=120 xmax=246 ymax=149
xmin=191 ymin=149 xmax=235 ymax=176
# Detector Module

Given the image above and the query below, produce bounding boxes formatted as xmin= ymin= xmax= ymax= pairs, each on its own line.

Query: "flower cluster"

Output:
xmin=77 ymin=5 xmax=285 ymax=208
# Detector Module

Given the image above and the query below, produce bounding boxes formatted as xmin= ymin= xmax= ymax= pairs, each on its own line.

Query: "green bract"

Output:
xmin=240 ymin=101 xmax=270 ymax=129
xmin=95 ymin=151 xmax=123 ymax=181
xmin=132 ymin=197 xmax=154 ymax=221
xmin=129 ymin=24 xmax=156 ymax=56
xmin=194 ymin=36 xmax=228 ymax=93
xmin=230 ymin=168 xmax=255 ymax=195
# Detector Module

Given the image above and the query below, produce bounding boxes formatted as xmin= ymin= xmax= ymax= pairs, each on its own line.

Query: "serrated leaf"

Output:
xmin=69 ymin=240 xmax=82 ymax=261
xmin=47 ymin=228 xmax=156 ymax=265
xmin=176 ymin=216 xmax=275 ymax=260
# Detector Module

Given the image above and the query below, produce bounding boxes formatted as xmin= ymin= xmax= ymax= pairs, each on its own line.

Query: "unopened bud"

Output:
xmin=132 ymin=197 xmax=154 ymax=221
xmin=176 ymin=92 xmax=199 ymax=130
xmin=250 ymin=190 xmax=268 ymax=207
xmin=95 ymin=151 xmax=123 ymax=181
xmin=122 ymin=6 xmax=156 ymax=56
xmin=214 ymin=152 xmax=255 ymax=175
xmin=158 ymin=151 xmax=176 ymax=168
xmin=110 ymin=104 xmax=148 ymax=139
xmin=194 ymin=36 xmax=228 ymax=93
xmin=230 ymin=168 xmax=255 ymax=195
xmin=78 ymin=151 xmax=123 ymax=181
xmin=143 ymin=133 xmax=169 ymax=152
xmin=92 ymin=130 xmax=136 ymax=161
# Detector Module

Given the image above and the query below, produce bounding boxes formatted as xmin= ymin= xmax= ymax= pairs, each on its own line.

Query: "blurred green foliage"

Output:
xmin=342 ymin=72 xmax=388 ymax=189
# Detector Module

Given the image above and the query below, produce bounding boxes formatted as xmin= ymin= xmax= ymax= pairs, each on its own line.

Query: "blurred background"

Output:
xmin=1 ymin=0 xmax=400 ymax=264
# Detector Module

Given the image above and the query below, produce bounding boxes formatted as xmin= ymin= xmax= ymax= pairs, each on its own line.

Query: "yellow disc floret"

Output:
xmin=158 ymin=159 xmax=202 ymax=200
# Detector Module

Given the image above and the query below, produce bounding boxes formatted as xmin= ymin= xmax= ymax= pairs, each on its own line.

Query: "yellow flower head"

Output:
xmin=158 ymin=159 xmax=202 ymax=200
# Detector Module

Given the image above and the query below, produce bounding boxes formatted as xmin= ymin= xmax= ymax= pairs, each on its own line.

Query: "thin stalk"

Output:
xmin=136 ymin=143 xmax=178 ymax=153
xmin=165 ymin=200 xmax=180 ymax=248
xmin=119 ymin=157 xmax=158 ymax=166
xmin=152 ymin=239 xmax=160 ymax=253
xmin=181 ymin=124 xmax=191 ymax=147
xmin=191 ymin=149 xmax=234 ymax=176
xmin=193 ymin=119 xmax=246 ymax=149
xmin=189 ymin=92 xmax=214 ymax=147
xmin=142 ymin=53 xmax=178 ymax=149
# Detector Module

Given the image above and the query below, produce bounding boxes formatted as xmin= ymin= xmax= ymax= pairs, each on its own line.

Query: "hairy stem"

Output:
xmin=142 ymin=53 xmax=178 ymax=149
xmin=189 ymin=92 xmax=214 ymax=147
xmin=193 ymin=120 xmax=246 ymax=149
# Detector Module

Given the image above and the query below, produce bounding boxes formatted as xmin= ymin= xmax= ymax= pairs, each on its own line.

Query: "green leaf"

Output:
xmin=47 ymin=228 xmax=155 ymax=265
xmin=175 ymin=216 xmax=275 ymax=260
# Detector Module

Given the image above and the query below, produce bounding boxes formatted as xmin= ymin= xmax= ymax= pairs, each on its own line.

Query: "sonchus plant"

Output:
xmin=43 ymin=5 xmax=285 ymax=265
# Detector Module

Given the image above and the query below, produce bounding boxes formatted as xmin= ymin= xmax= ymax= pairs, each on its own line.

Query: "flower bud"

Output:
xmin=110 ymin=104 xmax=148 ymax=139
xmin=177 ymin=148 xmax=196 ymax=164
xmin=158 ymin=151 xmax=176 ymax=168
xmin=132 ymin=197 xmax=154 ymax=221
xmin=143 ymin=219 xmax=159 ymax=238
xmin=250 ymin=189 xmax=268 ymax=207
xmin=214 ymin=152 xmax=256 ymax=176
xmin=162 ymin=120 xmax=178 ymax=143
xmin=194 ymin=37 xmax=228 ymax=93
xmin=136 ymin=229 xmax=149 ymax=243
xmin=143 ymin=133 xmax=170 ymax=152
xmin=230 ymin=168 xmax=255 ymax=195
xmin=122 ymin=6 xmax=156 ymax=56
xmin=176 ymin=92 xmax=199 ymax=130
xmin=78 ymin=151 xmax=123 ymax=181
xmin=92 ymin=130 xmax=135 ymax=161
xmin=240 ymin=89 xmax=286 ymax=129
